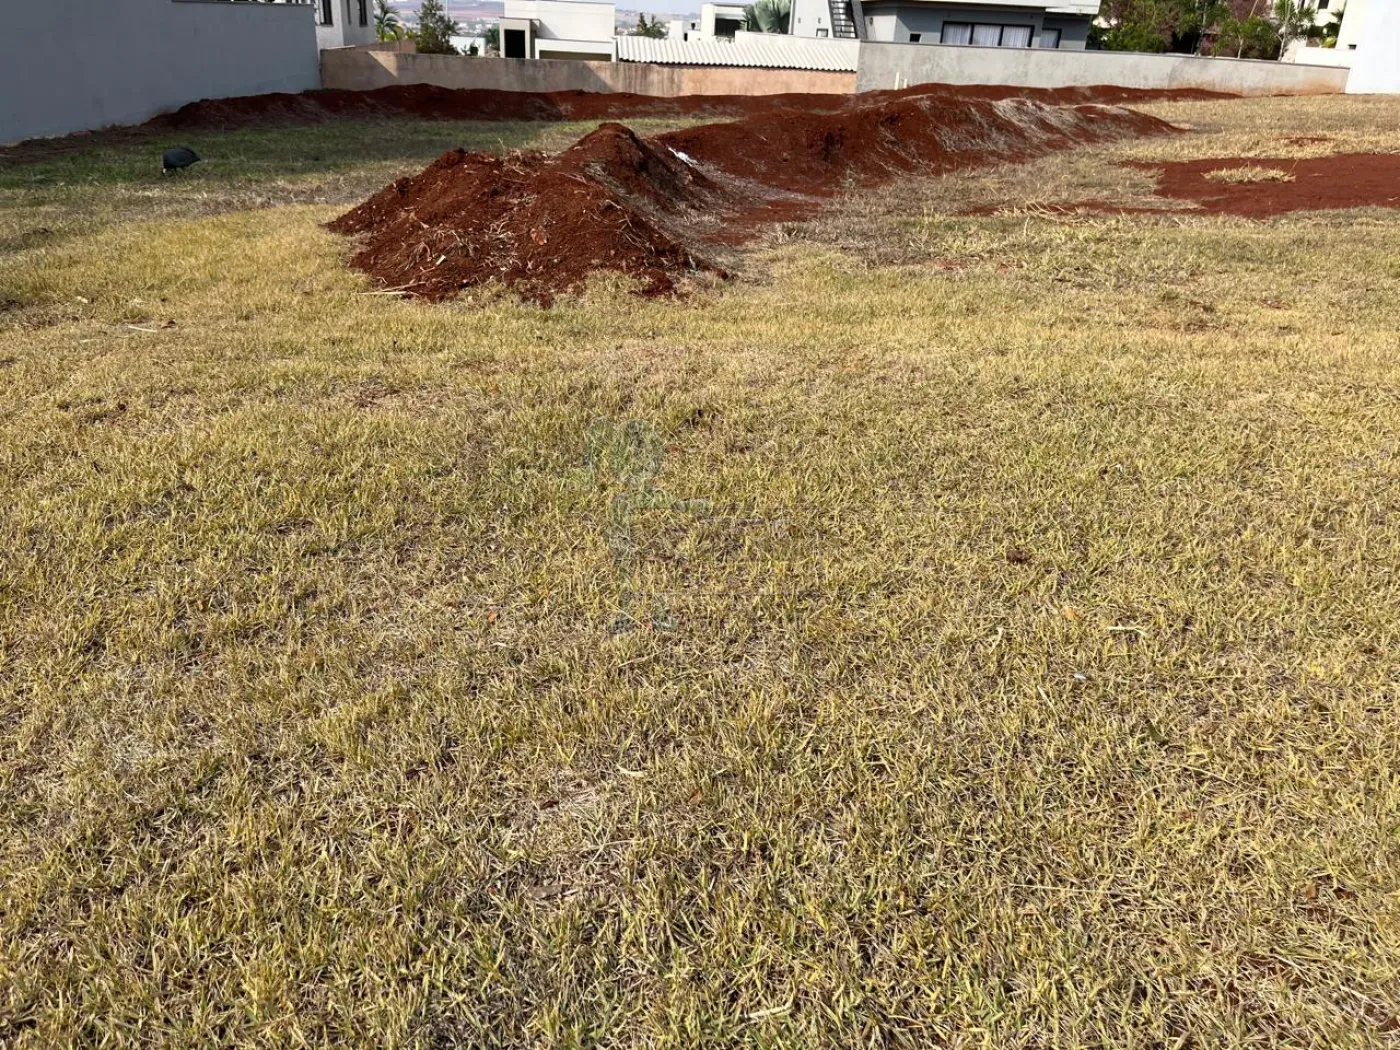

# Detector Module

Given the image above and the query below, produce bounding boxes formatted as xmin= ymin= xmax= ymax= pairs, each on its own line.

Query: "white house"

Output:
xmin=790 ymin=0 xmax=1096 ymax=47
xmin=1345 ymin=0 xmax=1400 ymax=92
xmin=1280 ymin=0 xmax=1400 ymax=93
xmin=499 ymin=0 xmax=616 ymax=60
xmin=665 ymin=4 xmax=748 ymax=41
xmin=700 ymin=3 xmax=750 ymax=38
xmin=314 ymin=0 xmax=378 ymax=49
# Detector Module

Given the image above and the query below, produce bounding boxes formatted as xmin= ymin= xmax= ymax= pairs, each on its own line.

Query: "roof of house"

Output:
xmin=615 ymin=33 xmax=860 ymax=71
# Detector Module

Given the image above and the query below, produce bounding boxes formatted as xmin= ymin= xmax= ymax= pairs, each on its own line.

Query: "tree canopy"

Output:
xmin=744 ymin=0 xmax=791 ymax=34
xmin=1091 ymin=0 xmax=1323 ymax=58
xmin=632 ymin=14 xmax=669 ymax=38
xmin=415 ymin=0 xmax=460 ymax=54
xmin=374 ymin=0 xmax=403 ymax=42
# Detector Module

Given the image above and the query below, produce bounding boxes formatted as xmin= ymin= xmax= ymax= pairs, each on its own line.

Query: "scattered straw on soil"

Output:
xmin=1204 ymin=165 xmax=1296 ymax=183
xmin=329 ymin=94 xmax=1176 ymax=303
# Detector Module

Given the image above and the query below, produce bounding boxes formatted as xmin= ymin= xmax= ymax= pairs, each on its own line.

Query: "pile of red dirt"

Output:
xmin=329 ymin=93 xmax=1177 ymax=303
xmin=1141 ymin=153 xmax=1400 ymax=217
xmin=158 ymin=82 xmax=1228 ymax=131
xmin=331 ymin=123 xmax=726 ymax=302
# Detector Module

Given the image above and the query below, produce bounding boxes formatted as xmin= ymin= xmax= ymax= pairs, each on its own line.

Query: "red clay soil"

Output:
xmin=1140 ymin=153 xmax=1400 ymax=217
xmin=328 ymin=93 xmax=1178 ymax=303
xmin=158 ymin=81 xmax=1228 ymax=131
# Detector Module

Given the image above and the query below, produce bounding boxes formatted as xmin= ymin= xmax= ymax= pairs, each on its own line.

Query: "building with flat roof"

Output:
xmin=499 ymin=0 xmax=616 ymax=60
xmin=790 ymin=0 xmax=1096 ymax=49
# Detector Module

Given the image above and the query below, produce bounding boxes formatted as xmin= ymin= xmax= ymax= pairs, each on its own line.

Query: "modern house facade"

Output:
xmin=1279 ymin=0 xmax=1400 ymax=93
xmin=314 ymin=0 xmax=378 ymax=50
xmin=1346 ymin=0 xmax=1400 ymax=93
xmin=500 ymin=0 xmax=616 ymax=60
xmin=790 ymin=0 xmax=1095 ymax=48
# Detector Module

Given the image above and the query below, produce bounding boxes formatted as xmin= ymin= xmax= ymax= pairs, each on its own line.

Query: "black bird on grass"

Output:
xmin=161 ymin=146 xmax=200 ymax=176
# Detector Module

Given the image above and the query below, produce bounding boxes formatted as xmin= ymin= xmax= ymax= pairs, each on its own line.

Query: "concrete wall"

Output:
xmin=321 ymin=47 xmax=857 ymax=95
xmin=855 ymin=41 xmax=1350 ymax=95
xmin=1346 ymin=0 xmax=1400 ymax=93
xmin=2 ymin=0 xmax=320 ymax=143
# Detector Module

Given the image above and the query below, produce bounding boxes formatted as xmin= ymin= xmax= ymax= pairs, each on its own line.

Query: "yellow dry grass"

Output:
xmin=1204 ymin=166 xmax=1296 ymax=183
xmin=2 ymin=94 xmax=1399 ymax=1049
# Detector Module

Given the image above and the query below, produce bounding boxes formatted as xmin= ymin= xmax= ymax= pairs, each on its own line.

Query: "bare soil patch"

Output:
xmin=966 ymin=152 xmax=1400 ymax=220
xmin=1141 ymin=152 xmax=1400 ymax=216
xmin=329 ymin=93 xmax=1176 ymax=303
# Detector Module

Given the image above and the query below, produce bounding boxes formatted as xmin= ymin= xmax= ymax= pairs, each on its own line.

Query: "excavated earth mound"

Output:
xmin=159 ymin=82 xmax=1227 ymax=130
xmin=329 ymin=93 xmax=1178 ymax=304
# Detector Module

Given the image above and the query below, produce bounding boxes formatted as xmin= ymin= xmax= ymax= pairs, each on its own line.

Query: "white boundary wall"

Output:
xmin=856 ymin=42 xmax=1349 ymax=96
xmin=2 ymin=0 xmax=320 ymax=144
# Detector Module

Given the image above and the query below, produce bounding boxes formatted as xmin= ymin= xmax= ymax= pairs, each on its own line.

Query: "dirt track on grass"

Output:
xmin=159 ymin=82 xmax=1230 ymax=130
xmin=328 ymin=92 xmax=1177 ymax=304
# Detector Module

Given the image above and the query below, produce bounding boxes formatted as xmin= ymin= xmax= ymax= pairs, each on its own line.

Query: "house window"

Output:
xmin=941 ymin=22 xmax=972 ymax=44
xmin=816 ymin=26 xmax=829 ymax=36
xmin=971 ymin=23 xmax=1001 ymax=45
xmin=317 ymin=0 xmax=332 ymax=25
xmin=358 ymin=0 xmax=367 ymax=26
xmin=1318 ymin=0 xmax=1328 ymax=7
xmin=908 ymin=32 xmax=921 ymax=42
xmin=949 ymin=23 xmax=1036 ymax=47
xmin=1000 ymin=24 xmax=1032 ymax=47
xmin=1040 ymin=27 xmax=1061 ymax=48
xmin=503 ymin=27 xmax=527 ymax=57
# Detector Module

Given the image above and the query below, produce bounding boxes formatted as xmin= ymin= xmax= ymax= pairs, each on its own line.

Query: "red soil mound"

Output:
xmin=1142 ymin=153 xmax=1400 ymax=217
xmin=329 ymin=93 xmax=1178 ymax=304
xmin=330 ymin=124 xmax=724 ymax=302
xmin=159 ymin=82 xmax=1227 ymax=131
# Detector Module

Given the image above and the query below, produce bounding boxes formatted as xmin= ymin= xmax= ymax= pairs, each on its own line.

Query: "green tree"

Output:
xmin=1271 ymin=0 xmax=1319 ymax=51
xmin=1212 ymin=13 xmax=1282 ymax=57
xmin=632 ymin=13 xmax=669 ymax=37
xmin=483 ymin=23 xmax=500 ymax=52
xmin=1092 ymin=0 xmax=1230 ymax=53
xmin=374 ymin=0 xmax=404 ymax=41
xmin=744 ymin=0 xmax=791 ymax=33
xmin=415 ymin=0 xmax=460 ymax=54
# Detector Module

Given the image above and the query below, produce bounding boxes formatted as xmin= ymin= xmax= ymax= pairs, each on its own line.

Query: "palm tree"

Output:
xmin=1272 ymin=0 xmax=1318 ymax=53
xmin=374 ymin=0 xmax=404 ymax=41
xmin=743 ymin=0 xmax=791 ymax=34
xmin=632 ymin=14 xmax=668 ymax=37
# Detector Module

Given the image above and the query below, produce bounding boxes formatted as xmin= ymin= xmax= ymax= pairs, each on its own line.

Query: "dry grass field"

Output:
xmin=2 ymin=95 xmax=1400 ymax=1048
